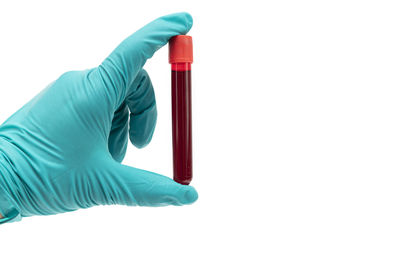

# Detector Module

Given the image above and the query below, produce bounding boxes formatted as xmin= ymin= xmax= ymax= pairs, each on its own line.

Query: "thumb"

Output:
xmin=98 ymin=160 xmax=198 ymax=207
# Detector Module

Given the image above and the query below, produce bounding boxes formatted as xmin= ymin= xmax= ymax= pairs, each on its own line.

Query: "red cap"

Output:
xmin=169 ymin=35 xmax=193 ymax=64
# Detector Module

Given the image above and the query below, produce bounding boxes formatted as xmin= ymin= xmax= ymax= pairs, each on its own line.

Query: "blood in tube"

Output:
xmin=169 ymin=35 xmax=193 ymax=185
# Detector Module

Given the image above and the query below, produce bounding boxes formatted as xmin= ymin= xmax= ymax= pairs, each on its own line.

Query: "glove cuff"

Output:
xmin=0 ymin=150 xmax=22 ymax=224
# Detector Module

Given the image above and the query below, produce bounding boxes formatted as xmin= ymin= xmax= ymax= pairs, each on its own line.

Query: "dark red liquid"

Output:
xmin=171 ymin=66 xmax=192 ymax=185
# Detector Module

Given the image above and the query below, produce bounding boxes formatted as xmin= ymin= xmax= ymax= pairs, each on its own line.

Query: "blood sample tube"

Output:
xmin=169 ymin=35 xmax=193 ymax=185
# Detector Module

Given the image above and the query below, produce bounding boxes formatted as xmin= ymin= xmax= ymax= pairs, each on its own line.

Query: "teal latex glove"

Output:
xmin=0 ymin=12 xmax=198 ymax=224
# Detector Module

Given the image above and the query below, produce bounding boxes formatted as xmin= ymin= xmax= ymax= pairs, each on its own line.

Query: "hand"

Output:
xmin=0 ymin=13 xmax=198 ymax=224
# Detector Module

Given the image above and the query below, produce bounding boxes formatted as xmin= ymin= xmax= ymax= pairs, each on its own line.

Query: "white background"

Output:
xmin=0 ymin=0 xmax=400 ymax=266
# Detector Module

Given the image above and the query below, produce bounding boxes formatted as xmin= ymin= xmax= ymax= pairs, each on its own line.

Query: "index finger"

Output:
xmin=98 ymin=12 xmax=193 ymax=107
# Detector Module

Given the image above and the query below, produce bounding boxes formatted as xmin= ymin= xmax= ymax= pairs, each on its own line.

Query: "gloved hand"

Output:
xmin=0 ymin=12 xmax=198 ymax=224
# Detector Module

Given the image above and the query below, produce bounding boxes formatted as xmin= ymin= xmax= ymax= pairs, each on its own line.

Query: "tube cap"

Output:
xmin=169 ymin=35 xmax=193 ymax=64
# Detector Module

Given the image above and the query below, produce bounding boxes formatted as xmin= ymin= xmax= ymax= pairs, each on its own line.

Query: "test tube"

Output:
xmin=169 ymin=35 xmax=193 ymax=185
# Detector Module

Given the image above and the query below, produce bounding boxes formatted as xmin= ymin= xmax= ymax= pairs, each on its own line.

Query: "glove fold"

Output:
xmin=0 ymin=145 xmax=22 ymax=224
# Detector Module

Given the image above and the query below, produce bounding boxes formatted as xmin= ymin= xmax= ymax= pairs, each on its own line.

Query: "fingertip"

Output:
xmin=131 ymin=121 xmax=156 ymax=149
xmin=132 ymin=141 xmax=147 ymax=149
xmin=162 ymin=12 xmax=193 ymax=34
xmin=180 ymin=12 xmax=193 ymax=32
xmin=130 ymin=105 xmax=157 ymax=149
xmin=182 ymin=186 xmax=198 ymax=204
xmin=161 ymin=185 xmax=198 ymax=206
